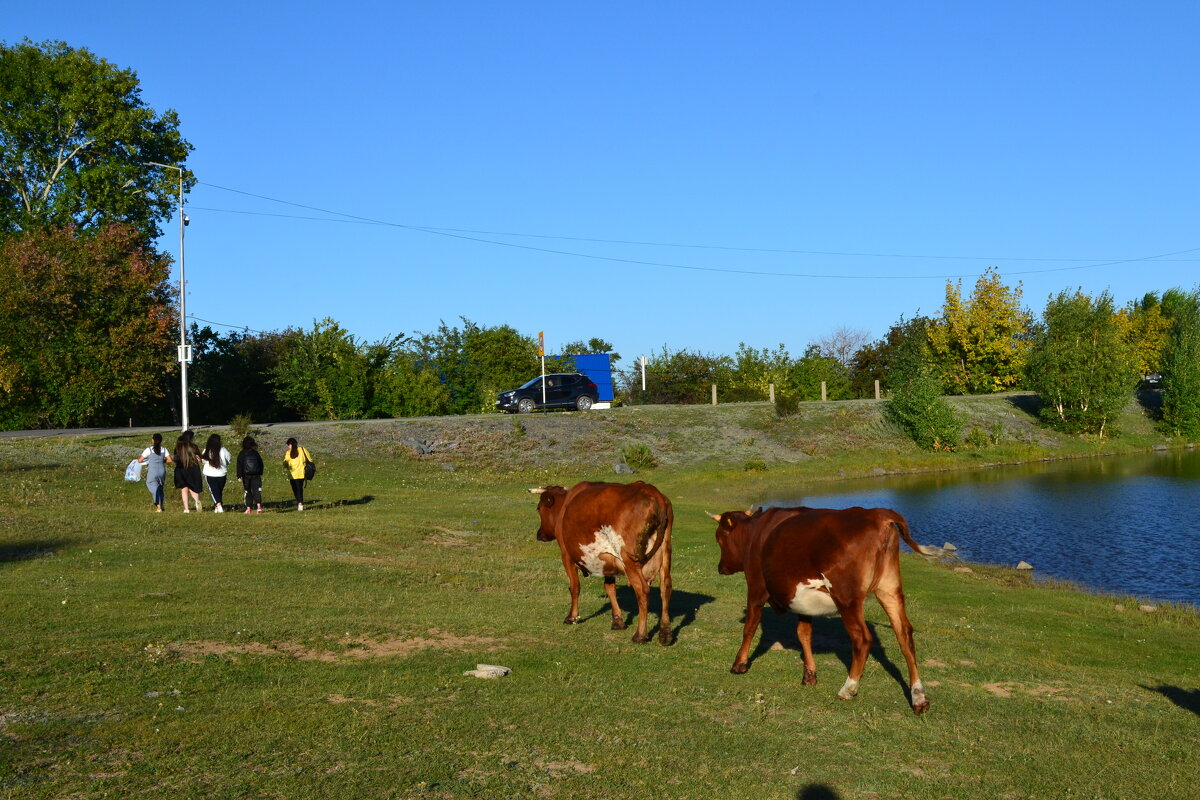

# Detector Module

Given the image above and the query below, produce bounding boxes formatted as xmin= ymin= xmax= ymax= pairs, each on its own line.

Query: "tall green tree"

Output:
xmin=725 ymin=343 xmax=793 ymax=402
xmin=634 ymin=346 xmax=731 ymax=404
xmin=850 ymin=314 xmax=932 ymax=398
xmin=927 ymin=267 xmax=1031 ymax=394
xmin=0 ymin=225 xmax=176 ymax=428
xmin=885 ymin=318 xmax=962 ymax=451
xmin=1026 ymin=289 xmax=1136 ymax=437
xmin=1160 ymin=288 xmax=1200 ymax=439
xmin=411 ymin=318 xmax=540 ymax=414
xmin=1115 ymin=292 xmax=1172 ymax=378
xmin=270 ymin=319 xmax=404 ymax=421
xmin=786 ymin=345 xmax=853 ymax=401
xmin=559 ymin=337 xmax=621 ymax=365
xmin=189 ymin=325 xmax=298 ymax=424
xmin=0 ymin=39 xmax=193 ymax=239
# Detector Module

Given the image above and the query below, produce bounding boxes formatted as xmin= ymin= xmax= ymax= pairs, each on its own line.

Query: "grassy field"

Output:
xmin=1 ymin=398 xmax=1197 ymax=799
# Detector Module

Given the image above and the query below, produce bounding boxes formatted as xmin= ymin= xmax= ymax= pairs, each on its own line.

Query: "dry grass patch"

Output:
xmin=170 ymin=629 xmax=503 ymax=662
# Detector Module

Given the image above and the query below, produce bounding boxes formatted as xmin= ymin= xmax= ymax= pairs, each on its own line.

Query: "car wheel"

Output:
xmin=518 ymin=398 xmax=535 ymax=414
xmin=575 ymin=395 xmax=593 ymax=411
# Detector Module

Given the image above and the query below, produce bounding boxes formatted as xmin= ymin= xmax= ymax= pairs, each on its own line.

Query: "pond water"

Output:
xmin=762 ymin=450 xmax=1200 ymax=607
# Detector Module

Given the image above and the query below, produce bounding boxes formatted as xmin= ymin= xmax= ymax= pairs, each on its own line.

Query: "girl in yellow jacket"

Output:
xmin=282 ymin=437 xmax=313 ymax=511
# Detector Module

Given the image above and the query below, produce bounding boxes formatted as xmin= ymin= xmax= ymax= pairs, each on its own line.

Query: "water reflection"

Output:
xmin=759 ymin=450 xmax=1200 ymax=606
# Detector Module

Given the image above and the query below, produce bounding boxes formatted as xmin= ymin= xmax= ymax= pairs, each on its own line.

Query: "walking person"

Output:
xmin=282 ymin=437 xmax=314 ymax=511
xmin=136 ymin=433 xmax=173 ymax=512
xmin=237 ymin=436 xmax=265 ymax=514
xmin=173 ymin=435 xmax=204 ymax=513
xmin=201 ymin=434 xmax=232 ymax=513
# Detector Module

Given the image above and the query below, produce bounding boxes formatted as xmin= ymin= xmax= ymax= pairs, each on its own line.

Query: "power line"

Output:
xmin=195 ymin=181 xmax=1200 ymax=280
xmin=188 ymin=314 xmax=270 ymax=335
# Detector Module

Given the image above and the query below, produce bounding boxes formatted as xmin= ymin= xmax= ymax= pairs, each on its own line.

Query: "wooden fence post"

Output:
xmin=821 ymin=381 xmax=827 ymax=402
xmin=711 ymin=384 xmax=717 ymax=406
xmin=875 ymin=379 xmax=881 ymax=400
xmin=769 ymin=383 xmax=775 ymax=403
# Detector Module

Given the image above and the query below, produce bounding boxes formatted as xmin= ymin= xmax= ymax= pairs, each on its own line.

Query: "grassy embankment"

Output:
xmin=1 ymin=394 xmax=1197 ymax=799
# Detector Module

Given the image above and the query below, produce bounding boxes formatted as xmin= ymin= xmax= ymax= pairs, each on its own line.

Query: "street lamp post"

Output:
xmin=147 ymin=162 xmax=190 ymax=431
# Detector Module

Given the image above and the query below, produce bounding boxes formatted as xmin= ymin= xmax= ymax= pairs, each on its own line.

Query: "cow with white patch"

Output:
xmin=708 ymin=505 xmax=934 ymax=714
xmin=532 ymin=481 xmax=673 ymax=645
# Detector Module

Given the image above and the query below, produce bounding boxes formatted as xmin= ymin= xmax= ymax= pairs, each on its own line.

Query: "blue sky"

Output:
xmin=7 ymin=2 xmax=1199 ymax=365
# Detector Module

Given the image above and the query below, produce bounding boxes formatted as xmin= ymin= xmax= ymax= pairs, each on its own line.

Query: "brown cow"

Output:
xmin=532 ymin=481 xmax=673 ymax=645
xmin=709 ymin=505 xmax=933 ymax=714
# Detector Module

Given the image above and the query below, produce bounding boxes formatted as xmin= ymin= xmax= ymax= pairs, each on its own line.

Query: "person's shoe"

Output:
xmin=297 ymin=502 xmax=304 ymax=512
xmin=244 ymin=507 xmax=252 ymax=514
xmin=183 ymin=508 xmax=190 ymax=513
xmin=215 ymin=504 xmax=224 ymax=513
xmin=256 ymin=506 xmax=263 ymax=514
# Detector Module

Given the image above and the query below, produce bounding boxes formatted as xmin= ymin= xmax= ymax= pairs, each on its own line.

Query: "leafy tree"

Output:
xmin=633 ymin=346 xmax=732 ymax=404
xmin=411 ymin=318 xmax=540 ymax=414
xmin=189 ymin=325 xmax=298 ymax=424
xmin=886 ymin=318 xmax=962 ymax=451
xmin=270 ymin=319 xmax=404 ymax=420
xmin=725 ymin=343 xmax=793 ymax=402
xmin=0 ymin=225 xmax=175 ymax=428
xmin=1026 ymin=289 xmax=1136 ymax=437
xmin=1115 ymin=292 xmax=1171 ymax=378
xmin=786 ymin=345 xmax=852 ymax=401
xmin=374 ymin=352 xmax=452 ymax=418
xmin=0 ymin=39 xmax=193 ymax=239
xmin=559 ymin=337 xmax=621 ymax=365
xmin=850 ymin=314 xmax=931 ymax=398
xmin=927 ymin=267 xmax=1032 ymax=394
xmin=1160 ymin=289 xmax=1200 ymax=439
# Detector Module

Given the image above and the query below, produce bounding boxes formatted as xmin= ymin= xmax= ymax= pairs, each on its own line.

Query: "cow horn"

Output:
xmin=705 ymin=511 xmax=721 ymax=521
xmin=528 ymin=488 xmax=547 ymax=495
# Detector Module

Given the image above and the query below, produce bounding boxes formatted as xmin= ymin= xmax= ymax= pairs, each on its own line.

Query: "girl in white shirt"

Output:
xmin=200 ymin=434 xmax=233 ymax=513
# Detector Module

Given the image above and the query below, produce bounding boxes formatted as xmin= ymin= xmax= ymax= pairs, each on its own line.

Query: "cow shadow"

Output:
xmin=750 ymin=612 xmax=909 ymax=698
xmin=1141 ymin=684 xmax=1200 ymax=716
xmin=579 ymin=585 xmax=715 ymax=642
xmin=797 ymin=786 xmax=841 ymax=800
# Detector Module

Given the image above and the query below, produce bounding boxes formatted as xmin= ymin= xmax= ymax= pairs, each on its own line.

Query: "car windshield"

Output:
xmin=517 ymin=376 xmax=543 ymax=390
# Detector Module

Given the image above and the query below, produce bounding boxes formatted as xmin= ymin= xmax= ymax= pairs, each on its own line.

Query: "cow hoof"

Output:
xmin=731 ymin=662 xmax=749 ymax=675
xmin=802 ymin=669 xmax=818 ymax=686
xmin=563 ymin=616 xmax=579 ymax=625
xmin=631 ymin=632 xmax=650 ymax=644
xmin=912 ymin=699 xmax=930 ymax=715
xmin=611 ymin=618 xmax=627 ymax=630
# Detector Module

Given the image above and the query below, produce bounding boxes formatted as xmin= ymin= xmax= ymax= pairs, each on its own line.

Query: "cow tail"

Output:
xmin=636 ymin=504 xmax=671 ymax=564
xmin=890 ymin=512 xmax=937 ymax=556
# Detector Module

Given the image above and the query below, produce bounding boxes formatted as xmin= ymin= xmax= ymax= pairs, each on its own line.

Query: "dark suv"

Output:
xmin=496 ymin=373 xmax=599 ymax=413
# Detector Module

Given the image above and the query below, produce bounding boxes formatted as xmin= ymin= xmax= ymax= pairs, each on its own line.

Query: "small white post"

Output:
xmin=875 ymin=379 xmax=881 ymax=400
xmin=821 ymin=381 xmax=827 ymax=402
xmin=769 ymin=383 xmax=775 ymax=403
xmin=711 ymin=384 xmax=717 ymax=406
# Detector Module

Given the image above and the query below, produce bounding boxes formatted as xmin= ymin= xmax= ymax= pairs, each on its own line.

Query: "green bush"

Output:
xmin=885 ymin=320 xmax=962 ymax=451
xmin=620 ymin=443 xmax=657 ymax=471
xmin=742 ymin=458 xmax=768 ymax=473
xmin=229 ymin=413 xmax=255 ymax=439
xmin=774 ymin=393 xmax=800 ymax=418
xmin=965 ymin=426 xmax=990 ymax=448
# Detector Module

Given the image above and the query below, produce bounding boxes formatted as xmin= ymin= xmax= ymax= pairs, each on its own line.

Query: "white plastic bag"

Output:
xmin=124 ymin=459 xmax=143 ymax=482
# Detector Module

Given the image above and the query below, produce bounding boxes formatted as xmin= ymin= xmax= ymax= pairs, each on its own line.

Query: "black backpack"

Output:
xmin=242 ymin=449 xmax=263 ymax=476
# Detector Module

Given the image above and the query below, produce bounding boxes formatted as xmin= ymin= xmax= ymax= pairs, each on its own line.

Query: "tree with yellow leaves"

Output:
xmin=1115 ymin=293 xmax=1171 ymax=378
xmin=927 ymin=267 xmax=1032 ymax=394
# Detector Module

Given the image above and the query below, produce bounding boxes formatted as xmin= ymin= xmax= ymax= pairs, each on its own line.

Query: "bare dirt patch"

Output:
xmin=171 ymin=629 xmax=502 ymax=662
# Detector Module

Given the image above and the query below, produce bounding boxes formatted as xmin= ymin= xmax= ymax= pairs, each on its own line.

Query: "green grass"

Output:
xmin=1 ymin=401 xmax=1197 ymax=799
